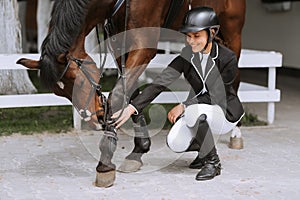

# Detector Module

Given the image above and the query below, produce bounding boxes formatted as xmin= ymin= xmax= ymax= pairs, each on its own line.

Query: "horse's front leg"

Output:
xmin=115 ymin=83 xmax=151 ymax=173
xmin=109 ymin=48 xmax=157 ymax=172
xmin=95 ymin=124 xmax=117 ymax=187
xmin=107 ymin=85 xmax=152 ymax=173
xmin=109 ymin=83 xmax=152 ymax=173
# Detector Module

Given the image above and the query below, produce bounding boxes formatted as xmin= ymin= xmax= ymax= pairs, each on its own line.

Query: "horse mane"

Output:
xmin=39 ymin=0 xmax=90 ymax=89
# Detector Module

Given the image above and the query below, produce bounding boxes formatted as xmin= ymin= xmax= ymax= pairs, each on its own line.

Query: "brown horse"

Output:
xmin=17 ymin=0 xmax=246 ymax=187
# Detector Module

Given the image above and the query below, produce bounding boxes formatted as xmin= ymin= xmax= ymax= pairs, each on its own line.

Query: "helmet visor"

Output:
xmin=179 ymin=25 xmax=208 ymax=33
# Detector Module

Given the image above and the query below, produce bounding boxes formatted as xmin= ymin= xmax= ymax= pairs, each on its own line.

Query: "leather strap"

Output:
xmin=112 ymin=0 xmax=125 ymax=16
xmin=163 ymin=0 xmax=185 ymax=28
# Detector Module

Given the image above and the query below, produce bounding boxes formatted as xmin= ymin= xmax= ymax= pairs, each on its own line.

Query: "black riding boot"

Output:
xmin=195 ymin=148 xmax=221 ymax=181
xmin=189 ymin=154 xmax=206 ymax=169
xmin=191 ymin=115 xmax=221 ymax=180
xmin=188 ymin=139 xmax=205 ymax=169
xmin=188 ymin=114 xmax=210 ymax=169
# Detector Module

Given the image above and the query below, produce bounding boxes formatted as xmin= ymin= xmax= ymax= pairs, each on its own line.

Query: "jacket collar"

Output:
xmin=184 ymin=41 xmax=219 ymax=96
xmin=209 ymin=41 xmax=218 ymax=59
xmin=189 ymin=42 xmax=219 ymax=78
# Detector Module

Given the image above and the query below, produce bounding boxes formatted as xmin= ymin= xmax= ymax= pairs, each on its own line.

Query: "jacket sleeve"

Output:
xmin=182 ymin=93 xmax=212 ymax=107
xmin=182 ymin=89 xmax=199 ymax=107
xmin=221 ymin=53 xmax=238 ymax=85
xmin=221 ymin=51 xmax=245 ymax=122
xmin=130 ymin=56 xmax=183 ymax=113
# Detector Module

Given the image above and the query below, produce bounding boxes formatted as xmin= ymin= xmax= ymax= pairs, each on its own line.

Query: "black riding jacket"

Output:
xmin=131 ymin=42 xmax=244 ymax=123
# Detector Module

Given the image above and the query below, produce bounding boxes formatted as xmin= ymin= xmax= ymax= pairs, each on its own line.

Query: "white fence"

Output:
xmin=0 ymin=43 xmax=282 ymax=129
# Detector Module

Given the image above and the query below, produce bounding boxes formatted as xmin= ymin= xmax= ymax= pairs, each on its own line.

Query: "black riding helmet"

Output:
xmin=179 ymin=7 xmax=220 ymax=42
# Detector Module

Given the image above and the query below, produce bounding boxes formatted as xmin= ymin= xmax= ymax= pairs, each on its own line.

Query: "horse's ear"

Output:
xmin=16 ymin=58 xmax=40 ymax=69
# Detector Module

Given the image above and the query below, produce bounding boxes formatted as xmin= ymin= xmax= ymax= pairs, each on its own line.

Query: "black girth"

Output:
xmin=163 ymin=0 xmax=185 ymax=28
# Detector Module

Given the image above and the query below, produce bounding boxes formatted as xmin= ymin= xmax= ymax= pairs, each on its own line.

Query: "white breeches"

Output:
xmin=167 ymin=104 xmax=239 ymax=153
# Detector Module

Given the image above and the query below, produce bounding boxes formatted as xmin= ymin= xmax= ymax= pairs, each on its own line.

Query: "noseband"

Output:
xmin=60 ymin=55 xmax=107 ymax=124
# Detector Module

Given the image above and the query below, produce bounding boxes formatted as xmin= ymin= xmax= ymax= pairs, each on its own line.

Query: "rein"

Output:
xmin=116 ymin=0 xmax=131 ymax=121
xmin=101 ymin=0 xmax=130 ymax=124
xmin=57 ymin=0 xmax=130 ymax=126
xmin=112 ymin=0 xmax=125 ymax=16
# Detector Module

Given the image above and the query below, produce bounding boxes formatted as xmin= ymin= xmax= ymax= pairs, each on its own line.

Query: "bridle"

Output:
xmin=60 ymin=55 xmax=108 ymax=124
xmin=56 ymin=0 xmax=130 ymax=128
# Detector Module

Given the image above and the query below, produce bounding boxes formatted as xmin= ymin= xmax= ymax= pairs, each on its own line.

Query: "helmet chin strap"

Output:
xmin=201 ymin=28 xmax=216 ymax=53
xmin=199 ymin=38 xmax=210 ymax=55
xmin=201 ymin=41 xmax=209 ymax=53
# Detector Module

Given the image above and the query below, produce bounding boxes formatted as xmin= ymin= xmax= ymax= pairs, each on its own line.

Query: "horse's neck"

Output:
xmin=70 ymin=33 xmax=86 ymax=56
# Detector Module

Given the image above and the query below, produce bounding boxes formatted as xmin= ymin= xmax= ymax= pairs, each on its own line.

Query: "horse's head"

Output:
xmin=15 ymin=0 xmax=114 ymax=130
xmin=17 ymin=51 xmax=106 ymax=130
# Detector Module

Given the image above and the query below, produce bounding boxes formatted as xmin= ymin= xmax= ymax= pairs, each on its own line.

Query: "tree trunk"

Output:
xmin=37 ymin=0 xmax=53 ymax=52
xmin=0 ymin=0 xmax=37 ymax=95
xmin=18 ymin=0 xmax=29 ymax=53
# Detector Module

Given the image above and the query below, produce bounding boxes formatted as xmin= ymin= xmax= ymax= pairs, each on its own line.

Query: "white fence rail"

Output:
xmin=0 ymin=43 xmax=282 ymax=129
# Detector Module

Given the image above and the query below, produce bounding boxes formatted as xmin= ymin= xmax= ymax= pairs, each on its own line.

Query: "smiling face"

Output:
xmin=186 ymin=29 xmax=212 ymax=53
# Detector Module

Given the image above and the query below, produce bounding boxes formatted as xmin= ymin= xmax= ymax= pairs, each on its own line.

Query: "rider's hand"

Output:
xmin=111 ymin=104 xmax=137 ymax=129
xmin=168 ymin=103 xmax=185 ymax=124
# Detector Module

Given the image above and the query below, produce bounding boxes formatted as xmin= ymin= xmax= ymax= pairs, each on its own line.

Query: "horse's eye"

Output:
xmin=57 ymin=54 xmax=67 ymax=64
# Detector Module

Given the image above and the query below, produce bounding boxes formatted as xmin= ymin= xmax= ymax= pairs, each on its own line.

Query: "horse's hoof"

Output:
xmin=117 ymin=159 xmax=143 ymax=173
xmin=94 ymin=170 xmax=116 ymax=188
xmin=228 ymin=136 xmax=244 ymax=149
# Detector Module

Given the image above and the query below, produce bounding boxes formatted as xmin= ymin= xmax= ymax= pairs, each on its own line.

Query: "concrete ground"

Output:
xmin=0 ymin=69 xmax=300 ymax=200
